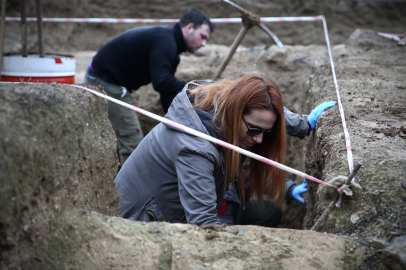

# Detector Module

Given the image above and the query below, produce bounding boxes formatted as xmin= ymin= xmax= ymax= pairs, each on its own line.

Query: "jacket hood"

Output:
xmin=164 ymin=81 xmax=212 ymax=136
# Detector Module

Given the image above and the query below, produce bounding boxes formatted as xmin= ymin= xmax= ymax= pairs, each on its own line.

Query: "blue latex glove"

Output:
xmin=308 ymin=101 xmax=337 ymax=130
xmin=292 ymin=179 xmax=308 ymax=203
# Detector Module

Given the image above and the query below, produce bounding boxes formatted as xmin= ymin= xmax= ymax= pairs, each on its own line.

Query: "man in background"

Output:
xmin=84 ymin=9 xmax=213 ymax=164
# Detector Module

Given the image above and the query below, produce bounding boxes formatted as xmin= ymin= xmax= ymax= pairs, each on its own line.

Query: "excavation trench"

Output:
xmin=0 ymin=44 xmax=330 ymax=268
xmin=129 ymin=44 xmax=325 ymax=229
xmin=1 ymin=32 xmax=405 ymax=269
xmin=0 ymin=57 xmax=340 ymax=270
xmin=129 ymin=36 xmax=406 ymax=259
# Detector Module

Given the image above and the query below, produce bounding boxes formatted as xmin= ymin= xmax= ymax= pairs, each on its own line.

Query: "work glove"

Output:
xmin=308 ymin=101 xmax=337 ymax=130
xmin=291 ymin=179 xmax=308 ymax=203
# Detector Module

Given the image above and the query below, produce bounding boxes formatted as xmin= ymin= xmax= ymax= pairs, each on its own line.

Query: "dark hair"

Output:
xmin=188 ymin=74 xmax=286 ymax=206
xmin=179 ymin=9 xmax=214 ymax=33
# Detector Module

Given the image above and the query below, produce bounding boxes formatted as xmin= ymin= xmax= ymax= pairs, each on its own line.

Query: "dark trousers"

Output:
xmin=84 ymin=70 xmax=144 ymax=164
xmin=240 ymin=198 xmax=283 ymax=228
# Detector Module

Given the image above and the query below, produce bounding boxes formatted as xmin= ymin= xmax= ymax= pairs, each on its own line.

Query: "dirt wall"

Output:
xmin=303 ymin=29 xmax=406 ymax=269
xmin=58 ymin=211 xmax=346 ymax=270
xmin=0 ymin=83 xmax=120 ymax=268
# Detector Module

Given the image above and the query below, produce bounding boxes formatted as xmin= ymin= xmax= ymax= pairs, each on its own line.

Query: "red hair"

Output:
xmin=188 ymin=74 xmax=286 ymax=205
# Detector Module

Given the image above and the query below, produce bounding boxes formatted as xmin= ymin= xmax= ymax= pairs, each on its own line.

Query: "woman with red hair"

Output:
xmin=189 ymin=75 xmax=287 ymax=207
xmin=114 ymin=74 xmax=336 ymax=226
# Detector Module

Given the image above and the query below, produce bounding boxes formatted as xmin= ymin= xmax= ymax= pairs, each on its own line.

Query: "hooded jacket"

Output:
xmin=115 ymin=81 xmax=225 ymax=226
xmin=114 ymin=82 xmax=311 ymax=226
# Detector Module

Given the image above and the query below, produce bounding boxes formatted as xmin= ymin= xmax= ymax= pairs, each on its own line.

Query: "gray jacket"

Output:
xmin=114 ymin=82 xmax=310 ymax=226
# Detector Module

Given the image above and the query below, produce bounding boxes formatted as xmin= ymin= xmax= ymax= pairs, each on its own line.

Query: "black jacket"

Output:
xmin=92 ymin=23 xmax=187 ymax=96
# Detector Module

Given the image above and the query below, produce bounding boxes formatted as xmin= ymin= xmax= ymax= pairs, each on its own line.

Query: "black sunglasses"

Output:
xmin=242 ymin=116 xmax=274 ymax=137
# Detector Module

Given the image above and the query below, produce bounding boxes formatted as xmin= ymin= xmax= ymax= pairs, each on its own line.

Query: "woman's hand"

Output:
xmin=308 ymin=101 xmax=337 ymax=130
xmin=292 ymin=179 xmax=308 ymax=203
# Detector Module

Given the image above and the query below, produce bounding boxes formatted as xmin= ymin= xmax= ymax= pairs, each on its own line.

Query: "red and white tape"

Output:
xmin=321 ymin=16 xmax=355 ymax=206
xmin=3 ymin=16 xmax=323 ymax=24
xmin=321 ymin=16 xmax=354 ymax=175
xmin=71 ymin=84 xmax=337 ymax=190
xmin=0 ymin=80 xmax=340 ymax=190
xmin=377 ymin=32 xmax=406 ymax=38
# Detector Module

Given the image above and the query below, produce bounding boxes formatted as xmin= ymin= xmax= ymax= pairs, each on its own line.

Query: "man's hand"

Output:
xmin=292 ymin=179 xmax=308 ymax=203
xmin=308 ymin=101 xmax=337 ymax=130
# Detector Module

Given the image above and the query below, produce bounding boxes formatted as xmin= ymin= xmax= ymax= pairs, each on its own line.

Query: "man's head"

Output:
xmin=179 ymin=9 xmax=214 ymax=53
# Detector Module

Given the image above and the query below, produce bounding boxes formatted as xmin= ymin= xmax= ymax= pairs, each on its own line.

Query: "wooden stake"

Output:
xmin=311 ymin=164 xmax=362 ymax=231
xmin=213 ymin=0 xmax=283 ymax=80
xmin=0 ymin=0 xmax=7 ymax=71
xmin=212 ymin=26 xmax=248 ymax=80
xmin=21 ymin=0 xmax=27 ymax=57
xmin=35 ymin=0 xmax=44 ymax=57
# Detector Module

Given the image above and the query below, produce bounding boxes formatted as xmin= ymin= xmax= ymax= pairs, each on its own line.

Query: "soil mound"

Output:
xmin=304 ymin=29 xmax=406 ymax=269
xmin=0 ymin=83 xmax=120 ymax=268
xmin=63 ymin=214 xmax=346 ymax=270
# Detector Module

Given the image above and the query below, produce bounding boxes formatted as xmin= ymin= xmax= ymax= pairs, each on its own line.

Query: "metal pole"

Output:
xmin=35 ymin=0 xmax=44 ymax=57
xmin=214 ymin=0 xmax=284 ymax=80
xmin=0 ymin=0 xmax=7 ymax=71
xmin=21 ymin=0 xmax=27 ymax=57
xmin=212 ymin=26 xmax=248 ymax=80
xmin=221 ymin=0 xmax=246 ymax=15
xmin=258 ymin=23 xmax=284 ymax=48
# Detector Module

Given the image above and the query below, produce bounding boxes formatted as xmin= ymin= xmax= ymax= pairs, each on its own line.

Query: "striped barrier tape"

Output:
xmin=376 ymin=33 xmax=406 ymax=46
xmin=3 ymin=16 xmax=323 ymax=24
xmin=321 ymin=16 xmax=355 ymax=206
xmin=71 ymin=84 xmax=338 ymax=190
xmin=0 ymin=80 xmax=340 ymax=190
xmin=377 ymin=32 xmax=401 ymax=41
xmin=377 ymin=32 xmax=406 ymax=38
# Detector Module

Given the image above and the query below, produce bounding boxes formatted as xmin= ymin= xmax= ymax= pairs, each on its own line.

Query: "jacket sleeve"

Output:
xmin=148 ymin=36 xmax=186 ymax=95
xmin=285 ymin=178 xmax=297 ymax=201
xmin=175 ymin=147 xmax=223 ymax=226
xmin=284 ymin=107 xmax=311 ymax=139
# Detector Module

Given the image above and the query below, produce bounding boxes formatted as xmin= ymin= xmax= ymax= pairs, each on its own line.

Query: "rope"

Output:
xmin=2 ymin=16 xmax=323 ymax=24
